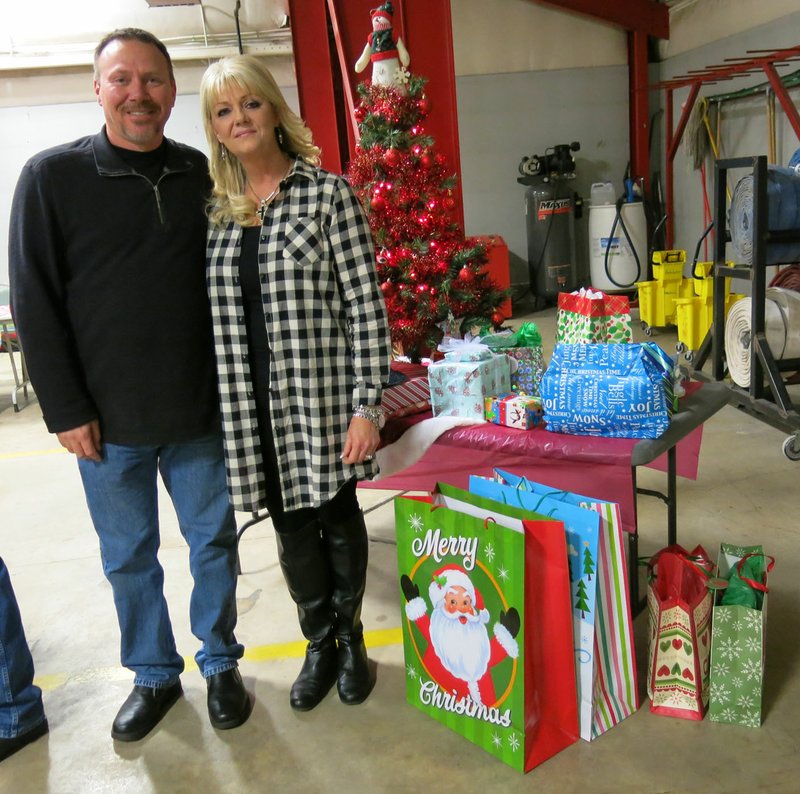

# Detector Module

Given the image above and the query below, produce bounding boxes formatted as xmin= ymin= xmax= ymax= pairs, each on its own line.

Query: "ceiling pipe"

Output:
xmin=235 ymin=1 xmax=244 ymax=54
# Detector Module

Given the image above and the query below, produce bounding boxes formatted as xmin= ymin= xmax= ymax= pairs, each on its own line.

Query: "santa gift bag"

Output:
xmin=470 ymin=470 xmax=639 ymax=741
xmin=708 ymin=544 xmax=774 ymax=728
xmin=556 ymin=288 xmax=633 ymax=344
xmin=394 ymin=483 xmax=578 ymax=772
xmin=646 ymin=545 xmax=714 ymax=720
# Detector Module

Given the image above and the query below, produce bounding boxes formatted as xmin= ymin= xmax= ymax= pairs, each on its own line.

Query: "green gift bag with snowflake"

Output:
xmin=708 ymin=544 xmax=774 ymax=728
xmin=394 ymin=483 xmax=579 ymax=772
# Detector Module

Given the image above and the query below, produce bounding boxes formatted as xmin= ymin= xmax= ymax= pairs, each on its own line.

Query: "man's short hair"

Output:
xmin=94 ymin=28 xmax=174 ymax=81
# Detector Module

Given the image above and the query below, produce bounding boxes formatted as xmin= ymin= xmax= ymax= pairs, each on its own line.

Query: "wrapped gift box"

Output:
xmin=483 ymin=322 xmax=546 ymax=396
xmin=540 ymin=342 xmax=673 ymax=438
xmin=428 ymin=349 xmax=511 ymax=419
xmin=504 ymin=346 xmax=546 ymax=396
xmin=381 ymin=375 xmax=431 ymax=419
xmin=485 ymin=392 xmax=544 ymax=429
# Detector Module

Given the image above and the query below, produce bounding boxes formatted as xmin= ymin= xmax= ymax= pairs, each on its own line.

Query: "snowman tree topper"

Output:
xmin=354 ymin=1 xmax=411 ymax=94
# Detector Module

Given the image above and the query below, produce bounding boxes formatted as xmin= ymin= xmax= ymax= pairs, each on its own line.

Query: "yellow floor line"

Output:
xmin=0 ymin=448 xmax=66 ymax=461
xmin=33 ymin=627 xmax=404 ymax=692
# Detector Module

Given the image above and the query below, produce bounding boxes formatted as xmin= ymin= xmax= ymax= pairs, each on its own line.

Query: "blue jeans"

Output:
xmin=78 ymin=434 xmax=243 ymax=687
xmin=0 ymin=557 xmax=46 ymax=739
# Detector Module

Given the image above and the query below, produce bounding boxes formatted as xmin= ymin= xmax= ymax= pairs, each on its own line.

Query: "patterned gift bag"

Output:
xmin=472 ymin=470 xmax=639 ymax=741
xmin=484 ymin=322 xmax=547 ymax=396
xmin=556 ymin=289 xmax=633 ymax=344
xmin=395 ymin=483 xmax=578 ymax=772
xmin=646 ymin=545 xmax=714 ymax=720
xmin=708 ymin=544 xmax=773 ymax=728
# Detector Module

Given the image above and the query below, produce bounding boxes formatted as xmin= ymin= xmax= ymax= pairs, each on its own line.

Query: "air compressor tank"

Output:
xmin=518 ymin=141 xmax=582 ymax=306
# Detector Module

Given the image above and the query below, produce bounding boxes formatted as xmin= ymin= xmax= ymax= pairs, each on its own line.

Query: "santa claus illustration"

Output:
xmin=400 ymin=565 xmax=520 ymax=706
xmin=354 ymin=1 xmax=411 ymax=93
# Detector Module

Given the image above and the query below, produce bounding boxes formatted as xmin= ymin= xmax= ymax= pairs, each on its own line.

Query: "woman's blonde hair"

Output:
xmin=200 ymin=54 xmax=321 ymax=226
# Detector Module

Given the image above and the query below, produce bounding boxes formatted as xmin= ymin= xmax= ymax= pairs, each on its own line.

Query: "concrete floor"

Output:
xmin=1 ymin=306 xmax=799 ymax=794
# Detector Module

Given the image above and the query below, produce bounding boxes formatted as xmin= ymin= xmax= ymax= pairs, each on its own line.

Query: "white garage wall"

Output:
xmin=2 ymin=0 xmax=799 ymax=287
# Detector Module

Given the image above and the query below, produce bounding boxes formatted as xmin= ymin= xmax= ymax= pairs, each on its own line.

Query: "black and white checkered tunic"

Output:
xmin=207 ymin=159 xmax=392 ymax=512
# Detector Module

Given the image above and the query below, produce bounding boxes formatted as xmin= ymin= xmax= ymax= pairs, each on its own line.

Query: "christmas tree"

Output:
xmin=347 ymin=75 xmax=508 ymax=362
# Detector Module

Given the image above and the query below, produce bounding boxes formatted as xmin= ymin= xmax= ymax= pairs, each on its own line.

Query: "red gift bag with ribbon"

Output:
xmin=646 ymin=544 xmax=714 ymax=720
xmin=555 ymin=289 xmax=633 ymax=344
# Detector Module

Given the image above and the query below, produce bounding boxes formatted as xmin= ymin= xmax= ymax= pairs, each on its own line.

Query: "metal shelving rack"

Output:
xmin=693 ymin=155 xmax=800 ymax=460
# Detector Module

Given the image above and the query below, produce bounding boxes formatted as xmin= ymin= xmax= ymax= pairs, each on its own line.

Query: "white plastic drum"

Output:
xmin=724 ymin=287 xmax=800 ymax=387
xmin=589 ymin=201 xmax=647 ymax=293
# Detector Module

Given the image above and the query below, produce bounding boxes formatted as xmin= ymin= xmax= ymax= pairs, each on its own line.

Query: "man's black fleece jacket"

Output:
xmin=9 ymin=128 xmax=221 ymax=445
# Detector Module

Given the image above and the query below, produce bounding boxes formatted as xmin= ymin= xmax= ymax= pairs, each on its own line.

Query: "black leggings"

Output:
xmin=254 ymin=398 xmax=360 ymax=534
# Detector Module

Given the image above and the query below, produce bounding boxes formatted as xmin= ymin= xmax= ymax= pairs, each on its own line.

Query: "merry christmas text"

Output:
xmin=419 ymin=679 xmax=512 ymax=726
xmin=410 ymin=528 xmax=477 ymax=571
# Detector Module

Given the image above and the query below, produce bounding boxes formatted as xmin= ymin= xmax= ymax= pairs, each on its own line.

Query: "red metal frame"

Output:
xmin=653 ymin=46 xmax=800 ymax=246
xmin=533 ymin=0 xmax=668 ymax=39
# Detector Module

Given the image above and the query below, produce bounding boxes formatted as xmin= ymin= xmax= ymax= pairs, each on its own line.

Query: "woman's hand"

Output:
xmin=341 ymin=416 xmax=380 ymax=465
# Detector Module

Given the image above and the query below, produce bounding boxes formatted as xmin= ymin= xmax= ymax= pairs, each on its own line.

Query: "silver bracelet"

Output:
xmin=353 ymin=404 xmax=385 ymax=429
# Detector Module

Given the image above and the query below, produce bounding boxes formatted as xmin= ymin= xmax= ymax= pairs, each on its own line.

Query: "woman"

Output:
xmin=200 ymin=55 xmax=392 ymax=711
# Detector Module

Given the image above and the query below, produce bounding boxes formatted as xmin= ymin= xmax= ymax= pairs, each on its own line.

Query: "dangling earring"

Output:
xmin=275 ymin=126 xmax=285 ymax=149
xmin=220 ymin=145 xmax=227 ymax=162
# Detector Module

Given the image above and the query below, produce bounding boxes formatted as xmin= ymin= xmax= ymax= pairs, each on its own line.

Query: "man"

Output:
xmin=0 ymin=558 xmax=49 ymax=762
xmin=9 ymin=28 xmax=251 ymax=742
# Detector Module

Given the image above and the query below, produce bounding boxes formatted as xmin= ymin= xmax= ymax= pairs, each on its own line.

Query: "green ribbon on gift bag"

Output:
xmin=708 ymin=544 xmax=774 ymax=728
xmin=720 ymin=552 xmax=773 ymax=609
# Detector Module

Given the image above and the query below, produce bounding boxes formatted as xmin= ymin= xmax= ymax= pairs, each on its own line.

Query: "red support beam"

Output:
xmin=287 ymin=0 xmax=346 ymax=173
xmin=763 ymin=62 xmax=800 ymax=141
xmin=533 ymin=0 xmax=668 ymax=39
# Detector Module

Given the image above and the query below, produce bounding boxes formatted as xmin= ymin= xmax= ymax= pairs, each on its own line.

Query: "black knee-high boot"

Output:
xmin=322 ymin=510 xmax=375 ymax=705
xmin=275 ymin=520 xmax=338 ymax=711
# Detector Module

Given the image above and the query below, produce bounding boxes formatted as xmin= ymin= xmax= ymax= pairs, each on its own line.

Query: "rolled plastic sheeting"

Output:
xmin=724 ymin=287 xmax=800 ymax=387
xmin=729 ymin=166 xmax=800 ymax=265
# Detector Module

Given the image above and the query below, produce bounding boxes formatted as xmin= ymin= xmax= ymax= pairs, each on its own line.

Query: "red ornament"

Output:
xmin=370 ymin=195 xmax=386 ymax=211
xmin=416 ymin=283 xmax=428 ymax=293
xmin=384 ymin=147 xmax=401 ymax=167
xmin=459 ymin=266 xmax=473 ymax=282
xmin=491 ymin=311 xmax=505 ymax=327
xmin=419 ymin=154 xmax=433 ymax=169
xmin=417 ymin=97 xmax=430 ymax=114
xmin=354 ymin=105 xmax=366 ymax=122
xmin=381 ymin=280 xmax=395 ymax=297
xmin=443 ymin=196 xmax=456 ymax=211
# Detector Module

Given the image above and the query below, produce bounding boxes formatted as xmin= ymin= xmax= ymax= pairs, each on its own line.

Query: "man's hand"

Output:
xmin=56 ymin=420 xmax=102 ymax=462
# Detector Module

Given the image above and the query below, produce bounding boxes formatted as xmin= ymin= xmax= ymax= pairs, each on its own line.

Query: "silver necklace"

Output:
xmin=249 ymin=165 xmax=292 ymax=221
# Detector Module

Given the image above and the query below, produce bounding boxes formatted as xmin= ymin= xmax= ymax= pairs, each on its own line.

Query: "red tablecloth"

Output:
xmin=361 ymin=386 xmax=706 ymax=535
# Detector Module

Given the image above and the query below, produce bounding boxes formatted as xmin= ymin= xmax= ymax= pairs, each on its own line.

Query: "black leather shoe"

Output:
xmin=207 ymin=668 xmax=252 ymax=729
xmin=111 ymin=681 xmax=182 ymax=742
xmin=290 ymin=637 xmax=338 ymax=711
xmin=337 ymin=635 xmax=375 ymax=705
xmin=0 ymin=719 xmax=49 ymax=762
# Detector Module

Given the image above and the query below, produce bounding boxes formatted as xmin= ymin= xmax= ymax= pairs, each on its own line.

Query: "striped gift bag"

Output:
xmin=471 ymin=470 xmax=639 ymax=740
